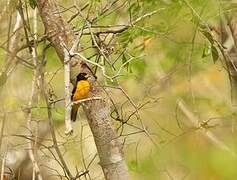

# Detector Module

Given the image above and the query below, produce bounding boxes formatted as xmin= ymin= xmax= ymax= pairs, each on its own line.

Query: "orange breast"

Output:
xmin=72 ymin=80 xmax=90 ymax=101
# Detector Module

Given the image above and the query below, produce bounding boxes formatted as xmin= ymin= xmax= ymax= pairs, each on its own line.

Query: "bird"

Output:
xmin=71 ymin=72 xmax=90 ymax=122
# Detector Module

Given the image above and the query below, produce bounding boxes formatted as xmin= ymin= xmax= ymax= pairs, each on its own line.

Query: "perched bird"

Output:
xmin=71 ymin=72 xmax=90 ymax=122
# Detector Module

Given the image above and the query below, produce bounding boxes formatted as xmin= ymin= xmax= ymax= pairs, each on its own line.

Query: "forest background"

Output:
xmin=0 ymin=0 xmax=237 ymax=179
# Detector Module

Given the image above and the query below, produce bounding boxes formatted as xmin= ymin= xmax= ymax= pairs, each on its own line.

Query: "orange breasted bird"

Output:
xmin=71 ymin=72 xmax=90 ymax=122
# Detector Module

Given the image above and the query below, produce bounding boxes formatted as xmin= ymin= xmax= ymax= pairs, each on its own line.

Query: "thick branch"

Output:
xmin=36 ymin=0 xmax=129 ymax=179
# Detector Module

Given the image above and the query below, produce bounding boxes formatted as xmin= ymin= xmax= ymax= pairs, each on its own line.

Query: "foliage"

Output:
xmin=0 ymin=0 xmax=237 ymax=179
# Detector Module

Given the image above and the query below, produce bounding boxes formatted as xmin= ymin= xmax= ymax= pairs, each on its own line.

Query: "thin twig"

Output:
xmin=39 ymin=43 xmax=73 ymax=179
xmin=26 ymin=8 xmax=43 ymax=180
xmin=71 ymin=97 xmax=103 ymax=105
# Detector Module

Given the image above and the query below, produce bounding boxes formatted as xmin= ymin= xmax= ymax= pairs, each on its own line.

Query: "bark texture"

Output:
xmin=36 ymin=0 xmax=129 ymax=179
xmin=228 ymin=17 xmax=237 ymax=105
xmin=220 ymin=15 xmax=237 ymax=105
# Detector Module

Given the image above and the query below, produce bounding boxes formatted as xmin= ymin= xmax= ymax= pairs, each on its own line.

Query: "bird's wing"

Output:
xmin=71 ymin=85 xmax=77 ymax=100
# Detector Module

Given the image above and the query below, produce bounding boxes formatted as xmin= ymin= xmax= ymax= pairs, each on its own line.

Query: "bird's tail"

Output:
xmin=71 ymin=104 xmax=79 ymax=122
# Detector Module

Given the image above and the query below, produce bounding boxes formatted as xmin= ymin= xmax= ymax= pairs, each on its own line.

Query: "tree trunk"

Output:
xmin=36 ymin=0 xmax=129 ymax=179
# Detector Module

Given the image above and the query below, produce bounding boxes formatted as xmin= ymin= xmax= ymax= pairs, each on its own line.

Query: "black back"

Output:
xmin=71 ymin=73 xmax=88 ymax=100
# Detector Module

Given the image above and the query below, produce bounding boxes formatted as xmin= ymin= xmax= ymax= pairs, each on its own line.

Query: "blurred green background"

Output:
xmin=1 ymin=0 xmax=237 ymax=179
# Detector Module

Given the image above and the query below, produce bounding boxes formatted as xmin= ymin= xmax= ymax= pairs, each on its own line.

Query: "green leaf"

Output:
xmin=131 ymin=60 xmax=146 ymax=75
xmin=128 ymin=160 xmax=137 ymax=172
xmin=211 ymin=45 xmax=219 ymax=63
xmin=128 ymin=3 xmax=141 ymax=16
xmin=119 ymin=31 xmax=131 ymax=47
xmin=122 ymin=54 xmax=130 ymax=72
xmin=201 ymin=30 xmax=214 ymax=44
xmin=29 ymin=0 xmax=37 ymax=9
xmin=202 ymin=44 xmax=211 ymax=58
xmin=0 ymin=72 xmax=7 ymax=87
xmin=122 ymin=54 xmax=127 ymax=64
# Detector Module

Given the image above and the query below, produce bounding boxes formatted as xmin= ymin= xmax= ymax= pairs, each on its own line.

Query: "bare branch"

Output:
xmin=26 ymin=8 xmax=43 ymax=180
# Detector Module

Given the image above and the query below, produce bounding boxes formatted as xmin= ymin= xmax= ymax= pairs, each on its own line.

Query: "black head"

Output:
xmin=76 ymin=73 xmax=88 ymax=81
